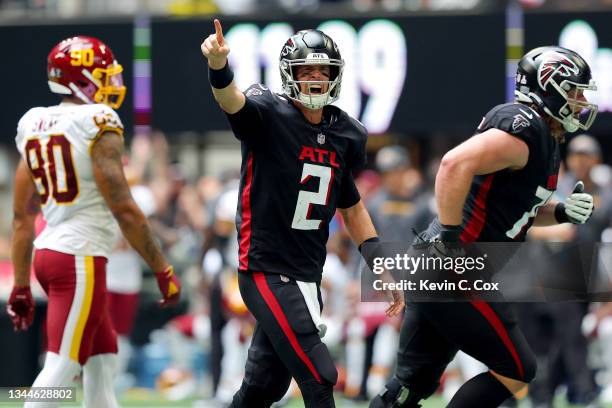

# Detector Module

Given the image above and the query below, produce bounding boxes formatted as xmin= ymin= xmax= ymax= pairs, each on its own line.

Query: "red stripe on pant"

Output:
xmin=239 ymin=152 xmax=254 ymax=270
xmin=252 ymin=272 xmax=322 ymax=383
xmin=470 ymin=299 xmax=525 ymax=380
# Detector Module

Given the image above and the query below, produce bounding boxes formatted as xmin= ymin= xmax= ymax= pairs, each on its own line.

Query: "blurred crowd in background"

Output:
xmin=1 ymin=128 xmax=611 ymax=406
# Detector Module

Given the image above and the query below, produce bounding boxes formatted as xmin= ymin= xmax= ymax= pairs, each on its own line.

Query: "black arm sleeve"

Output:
xmin=226 ymin=97 xmax=264 ymax=142
xmin=351 ymin=125 xmax=368 ymax=173
xmin=225 ymin=84 xmax=274 ymax=143
xmin=337 ymin=170 xmax=361 ymax=209
xmin=337 ymin=117 xmax=368 ymax=209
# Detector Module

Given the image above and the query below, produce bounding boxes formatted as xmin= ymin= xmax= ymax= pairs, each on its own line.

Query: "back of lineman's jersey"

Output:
xmin=15 ymin=102 xmax=123 ymax=257
xmin=460 ymin=102 xmax=560 ymax=242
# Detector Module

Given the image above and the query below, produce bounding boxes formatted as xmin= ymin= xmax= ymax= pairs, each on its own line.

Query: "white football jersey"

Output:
xmin=15 ymin=102 xmax=124 ymax=257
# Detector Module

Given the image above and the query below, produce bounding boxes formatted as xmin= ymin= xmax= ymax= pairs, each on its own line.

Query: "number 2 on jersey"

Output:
xmin=25 ymin=135 xmax=79 ymax=205
xmin=291 ymin=163 xmax=334 ymax=230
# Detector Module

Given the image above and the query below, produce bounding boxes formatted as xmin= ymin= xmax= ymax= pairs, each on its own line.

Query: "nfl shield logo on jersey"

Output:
xmin=317 ymin=133 xmax=325 ymax=145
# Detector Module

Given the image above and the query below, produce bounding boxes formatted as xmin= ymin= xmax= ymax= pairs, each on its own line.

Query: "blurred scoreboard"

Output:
xmin=152 ymin=14 xmax=505 ymax=135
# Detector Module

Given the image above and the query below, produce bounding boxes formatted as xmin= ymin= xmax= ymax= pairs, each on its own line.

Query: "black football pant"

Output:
xmin=209 ymin=273 xmax=227 ymax=394
xmin=230 ymin=271 xmax=337 ymax=408
xmin=377 ymin=300 xmax=537 ymax=407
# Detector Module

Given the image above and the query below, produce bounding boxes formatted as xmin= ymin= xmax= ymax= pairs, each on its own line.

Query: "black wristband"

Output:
xmin=358 ymin=236 xmax=380 ymax=253
xmin=359 ymin=236 xmax=383 ymax=273
xmin=554 ymin=202 xmax=569 ymax=223
xmin=439 ymin=224 xmax=461 ymax=242
xmin=208 ymin=62 xmax=234 ymax=89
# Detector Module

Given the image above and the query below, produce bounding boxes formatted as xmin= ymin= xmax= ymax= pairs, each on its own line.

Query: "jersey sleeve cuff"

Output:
xmin=88 ymin=126 xmax=124 ymax=155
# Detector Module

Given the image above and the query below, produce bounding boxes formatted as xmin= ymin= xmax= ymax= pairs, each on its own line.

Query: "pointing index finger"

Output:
xmin=214 ymin=18 xmax=225 ymax=45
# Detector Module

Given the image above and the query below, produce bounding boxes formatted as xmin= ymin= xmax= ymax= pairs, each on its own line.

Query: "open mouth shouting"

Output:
xmin=307 ymin=83 xmax=324 ymax=94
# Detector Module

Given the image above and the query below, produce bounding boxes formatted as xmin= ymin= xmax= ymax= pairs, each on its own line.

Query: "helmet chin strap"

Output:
xmin=515 ymin=91 xmax=572 ymax=133
xmin=526 ymin=92 xmax=565 ymax=130
xmin=68 ymin=82 xmax=94 ymax=104
xmin=529 ymin=91 xmax=580 ymax=133
xmin=527 ymin=92 xmax=545 ymax=110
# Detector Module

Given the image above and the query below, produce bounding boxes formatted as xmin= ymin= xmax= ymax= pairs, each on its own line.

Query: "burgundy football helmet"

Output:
xmin=47 ymin=36 xmax=126 ymax=109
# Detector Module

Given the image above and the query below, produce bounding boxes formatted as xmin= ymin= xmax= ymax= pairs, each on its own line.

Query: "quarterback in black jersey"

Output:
xmin=370 ymin=47 xmax=598 ymax=408
xmin=201 ymin=19 xmax=403 ymax=407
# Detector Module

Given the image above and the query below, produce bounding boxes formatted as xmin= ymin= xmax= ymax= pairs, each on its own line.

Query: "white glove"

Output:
xmin=563 ymin=181 xmax=594 ymax=224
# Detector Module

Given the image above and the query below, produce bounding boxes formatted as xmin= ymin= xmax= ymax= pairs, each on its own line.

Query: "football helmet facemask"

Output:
xmin=515 ymin=46 xmax=597 ymax=133
xmin=279 ymin=29 xmax=344 ymax=110
xmin=47 ymin=36 xmax=126 ymax=109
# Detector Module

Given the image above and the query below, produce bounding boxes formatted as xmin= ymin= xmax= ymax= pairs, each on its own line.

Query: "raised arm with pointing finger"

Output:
xmin=201 ymin=19 xmax=245 ymax=114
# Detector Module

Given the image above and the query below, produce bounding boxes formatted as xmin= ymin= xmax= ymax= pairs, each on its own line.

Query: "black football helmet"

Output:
xmin=279 ymin=29 xmax=344 ymax=110
xmin=515 ymin=46 xmax=597 ymax=133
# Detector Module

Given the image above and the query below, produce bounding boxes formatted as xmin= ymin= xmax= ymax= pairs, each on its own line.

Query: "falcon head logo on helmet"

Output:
xmin=537 ymin=52 xmax=580 ymax=91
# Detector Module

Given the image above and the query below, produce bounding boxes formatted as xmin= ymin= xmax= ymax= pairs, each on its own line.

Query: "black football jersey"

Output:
xmin=460 ymin=102 xmax=561 ymax=242
xmin=226 ymin=84 xmax=367 ymax=282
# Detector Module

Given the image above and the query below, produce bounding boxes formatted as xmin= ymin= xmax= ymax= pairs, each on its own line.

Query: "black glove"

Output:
xmin=430 ymin=224 xmax=464 ymax=259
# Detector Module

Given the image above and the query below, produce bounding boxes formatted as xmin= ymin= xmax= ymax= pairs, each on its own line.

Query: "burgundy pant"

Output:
xmin=34 ymin=249 xmax=117 ymax=365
